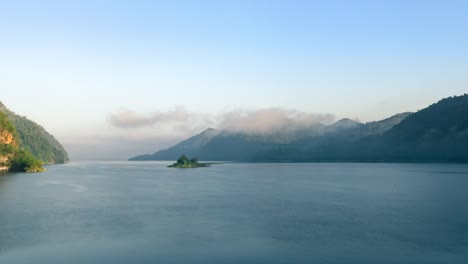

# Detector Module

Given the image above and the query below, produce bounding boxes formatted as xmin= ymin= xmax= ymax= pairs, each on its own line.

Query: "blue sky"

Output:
xmin=1 ymin=0 xmax=468 ymax=160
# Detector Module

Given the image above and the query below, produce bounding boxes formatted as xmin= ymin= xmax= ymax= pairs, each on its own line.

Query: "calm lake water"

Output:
xmin=0 ymin=162 xmax=467 ymax=263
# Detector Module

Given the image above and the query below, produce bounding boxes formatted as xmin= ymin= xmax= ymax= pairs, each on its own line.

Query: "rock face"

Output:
xmin=0 ymin=113 xmax=17 ymax=171
xmin=0 ymin=112 xmax=44 ymax=173
xmin=0 ymin=131 xmax=14 ymax=145
xmin=0 ymin=148 xmax=10 ymax=171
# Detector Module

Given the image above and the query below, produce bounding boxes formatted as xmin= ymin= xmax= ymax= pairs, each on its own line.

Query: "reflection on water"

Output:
xmin=0 ymin=162 xmax=467 ymax=263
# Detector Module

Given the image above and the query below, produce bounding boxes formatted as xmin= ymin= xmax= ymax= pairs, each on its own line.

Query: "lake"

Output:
xmin=0 ymin=162 xmax=467 ymax=263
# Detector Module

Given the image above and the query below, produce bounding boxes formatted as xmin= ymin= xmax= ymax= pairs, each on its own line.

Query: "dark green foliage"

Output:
xmin=369 ymin=94 xmax=468 ymax=162
xmin=0 ymin=112 xmax=17 ymax=136
xmin=0 ymin=112 xmax=19 ymax=164
xmin=0 ymin=112 xmax=18 ymax=157
xmin=0 ymin=143 xmax=16 ymax=157
xmin=12 ymin=115 xmax=68 ymax=164
xmin=0 ymin=111 xmax=44 ymax=172
xmin=177 ymin=155 xmax=190 ymax=165
xmin=0 ymin=102 xmax=69 ymax=164
xmin=168 ymin=155 xmax=211 ymax=168
xmin=8 ymin=150 xmax=44 ymax=172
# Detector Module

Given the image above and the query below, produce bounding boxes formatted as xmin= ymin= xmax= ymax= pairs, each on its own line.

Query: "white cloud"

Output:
xmin=109 ymin=106 xmax=189 ymax=128
xmin=218 ymin=108 xmax=335 ymax=133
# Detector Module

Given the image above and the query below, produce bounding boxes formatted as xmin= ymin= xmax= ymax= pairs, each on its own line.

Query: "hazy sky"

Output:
xmin=1 ymin=0 xmax=468 ymax=160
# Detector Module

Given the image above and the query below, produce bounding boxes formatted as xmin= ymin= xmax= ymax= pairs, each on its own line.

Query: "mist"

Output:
xmin=109 ymin=107 xmax=335 ymax=133
xmin=109 ymin=106 xmax=190 ymax=128
xmin=67 ymin=106 xmax=336 ymax=160
xmin=218 ymin=108 xmax=336 ymax=133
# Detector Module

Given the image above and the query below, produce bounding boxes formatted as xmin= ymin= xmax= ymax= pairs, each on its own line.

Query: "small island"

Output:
xmin=168 ymin=155 xmax=213 ymax=168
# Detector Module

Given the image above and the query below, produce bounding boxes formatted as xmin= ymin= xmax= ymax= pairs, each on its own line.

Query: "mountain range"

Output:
xmin=131 ymin=94 xmax=468 ymax=163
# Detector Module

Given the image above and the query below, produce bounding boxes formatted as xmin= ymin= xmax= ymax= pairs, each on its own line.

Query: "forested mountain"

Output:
xmin=0 ymin=112 xmax=19 ymax=170
xmin=325 ymin=118 xmax=362 ymax=132
xmin=130 ymin=105 xmax=415 ymax=162
xmin=131 ymin=94 xmax=468 ymax=163
xmin=359 ymin=95 xmax=468 ymax=162
xmin=0 ymin=112 xmax=44 ymax=172
xmin=130 ymin=128 xmax=219 ymax=161
xmin=351 ymin=112 xmax=412 ymax=137
xmin=252 ymin=112 xmax=414 ymax=162
xmin=0 ymin=102 xmax=69 ymax=164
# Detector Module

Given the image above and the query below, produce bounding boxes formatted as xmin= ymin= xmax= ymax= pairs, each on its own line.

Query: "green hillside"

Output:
xmin=0 ymin=112 xmax=44 ymax=172
xmin=0 ymin=102 xmax=69 ymax=164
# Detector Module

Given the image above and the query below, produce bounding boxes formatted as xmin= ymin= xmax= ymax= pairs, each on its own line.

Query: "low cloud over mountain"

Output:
xmin=218 ymin=108 xmax=336 ymax=133
xmin=109 ymin=106 xmax=336 ymax=133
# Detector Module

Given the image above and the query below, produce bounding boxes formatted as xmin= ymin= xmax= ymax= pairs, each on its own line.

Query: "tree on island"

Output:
xmin=169 ymin=155 xmax=213 ymax=168
xmin=176 ymin=155 xmax=190 ymax=165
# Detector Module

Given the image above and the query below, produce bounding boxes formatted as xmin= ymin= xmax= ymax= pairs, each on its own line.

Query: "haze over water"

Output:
xmin=0 ymin=162 xmax=467 ymax=263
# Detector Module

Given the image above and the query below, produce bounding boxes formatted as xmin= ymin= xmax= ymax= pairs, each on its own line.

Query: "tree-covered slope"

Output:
xmin=251 ymin=113 xmax=412 ymax=162
xmin=130 ymin=128 xmax=219 ymax=161
xmin=129 ymin=94 xmax=468 ymax=163
xmin=0 ymin=102 xmax=69 ymax=164
xmin=353 ymin=112 xmax=413 ymax=137
xmin=258 ymin=95 xmax=468 ymax=162
xmin=0 ymin=112 xmax=44 ymax=172
xmin=130 ymin=112 xmax=410 ymax=162
xmin=174 ymin=114 xmax=411 ymax=162
xmin=0 ymin=112 xmax=19 ymax=169
xmin=367 ymin=94 xmax=468 ymax=161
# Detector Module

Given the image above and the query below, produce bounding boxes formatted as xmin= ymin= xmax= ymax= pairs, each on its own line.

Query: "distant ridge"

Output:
xmin=367 ymin=94 xmax=468 ymax=162
xmin=129 ymin=108 xmax=410 ymax=162
xmin=130 ymin=128 xmax=219 ymax=161
xmin=326 ymin=118 xmax=362 ymax=132
xmin=130 ymin=94 xmax=468 ymax=163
